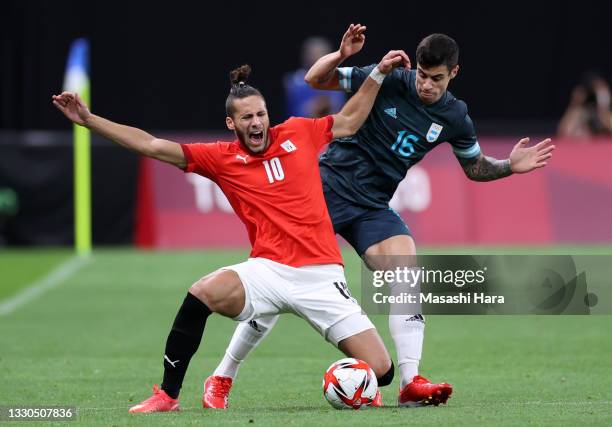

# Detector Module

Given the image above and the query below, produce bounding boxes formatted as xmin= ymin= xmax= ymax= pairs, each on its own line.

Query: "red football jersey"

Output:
xmin=181 ymin=116 xmax=342 ymax=267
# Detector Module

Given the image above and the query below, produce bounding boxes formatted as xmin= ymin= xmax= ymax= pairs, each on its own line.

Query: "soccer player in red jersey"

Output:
xmin=52 ymin=50 xmax=409 ymax=413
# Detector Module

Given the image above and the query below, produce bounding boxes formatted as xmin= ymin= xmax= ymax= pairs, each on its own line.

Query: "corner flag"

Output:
xmin=63 ymin=39 xmax=91 ymax=256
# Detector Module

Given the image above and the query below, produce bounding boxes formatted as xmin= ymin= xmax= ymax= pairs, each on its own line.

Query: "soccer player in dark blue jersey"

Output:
xmin=204 ymin=24 xmax=555 ymax=408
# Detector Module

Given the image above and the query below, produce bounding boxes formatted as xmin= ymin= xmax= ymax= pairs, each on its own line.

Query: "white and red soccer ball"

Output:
xmin=322 ymin=358 xmax=379 ymax=410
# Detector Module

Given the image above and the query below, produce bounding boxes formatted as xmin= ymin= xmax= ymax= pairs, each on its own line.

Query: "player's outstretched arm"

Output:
xmin=331 ymin=51 xmax=409 ymax=139
xmin=52 ymin=91 xmax=186 ymax=168
xmin=304 ymin=23 xmax=367 ymax=90
xmin=459 ymin=137 xmax=555 ymax=182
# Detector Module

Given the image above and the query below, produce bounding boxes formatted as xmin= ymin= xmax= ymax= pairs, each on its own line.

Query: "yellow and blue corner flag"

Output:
xmin=63 ymin=38 xmax=92 ymax=256
xmin=63 ymin=38 xmax=90 ymax=103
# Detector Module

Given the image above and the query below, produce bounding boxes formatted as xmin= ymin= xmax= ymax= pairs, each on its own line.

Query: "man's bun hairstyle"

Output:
xmin=230 ymin=64 xmax=252 ymax=87
xmin=226 ymin=64 xmax=263 ymax=116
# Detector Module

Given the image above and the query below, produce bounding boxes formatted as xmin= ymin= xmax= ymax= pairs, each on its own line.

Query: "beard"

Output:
xmin=235 ymin=126 xmax=268 ymax=154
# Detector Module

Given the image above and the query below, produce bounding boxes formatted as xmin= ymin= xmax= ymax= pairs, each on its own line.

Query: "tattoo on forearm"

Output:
xmin=461 ymin=155 xmax=512 ymax=182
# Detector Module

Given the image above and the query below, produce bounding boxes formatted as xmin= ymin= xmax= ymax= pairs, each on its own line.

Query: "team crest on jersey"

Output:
xmin=281 ymin=140 xmax=297 ymax=152
xmin=426 ymin=123 xmax=443 ymax=143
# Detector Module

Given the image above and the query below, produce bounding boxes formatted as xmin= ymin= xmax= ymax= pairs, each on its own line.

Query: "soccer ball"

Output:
xmin=322 ymin=358 xmax=379 ymax=410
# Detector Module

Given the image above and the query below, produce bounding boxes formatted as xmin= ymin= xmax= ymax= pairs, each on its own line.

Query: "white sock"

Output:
xmin=214 ymin=350 xmax=241 ymax=379
xmin=388 ymin=278 xmax=425 ymax=389
xmin=399 ymin=359 xmax=420 ymax=388
xmin=389 ymin=313 xmax=424 ymax=388
xmin=213 ymin=315 xmax=279 ymax=379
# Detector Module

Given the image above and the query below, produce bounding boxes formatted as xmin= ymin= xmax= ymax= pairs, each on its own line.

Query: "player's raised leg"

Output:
xmin=129 ymin=269 xmax=246 ymax=413
xmin=204 ymin=314 xmax=279 ymax=408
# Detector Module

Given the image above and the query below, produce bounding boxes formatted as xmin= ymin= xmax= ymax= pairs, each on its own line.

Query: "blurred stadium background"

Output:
xmin=1 ymin=1 xmax=611 ymax=425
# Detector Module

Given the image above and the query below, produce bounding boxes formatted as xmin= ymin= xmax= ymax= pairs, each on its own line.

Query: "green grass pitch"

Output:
xmin=1 ymin=247 xmax=611 ymax=426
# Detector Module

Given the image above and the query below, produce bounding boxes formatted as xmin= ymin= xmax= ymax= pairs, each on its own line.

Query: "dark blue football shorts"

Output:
xmin=323 ymin=183 xmax=412 ymax=256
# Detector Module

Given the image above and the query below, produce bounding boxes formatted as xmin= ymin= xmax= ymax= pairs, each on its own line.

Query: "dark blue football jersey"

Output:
xmin=319 ymin=64 xmax=481 ymax=208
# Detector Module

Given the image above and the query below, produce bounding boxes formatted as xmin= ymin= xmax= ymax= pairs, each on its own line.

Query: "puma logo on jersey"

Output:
xmin=281 ymin=140 xmax=297 ymax=152
xmin=236 ymin=154 xmax=249 ymax=164
xmin=384 ymin=107 xmax=397 ymax=119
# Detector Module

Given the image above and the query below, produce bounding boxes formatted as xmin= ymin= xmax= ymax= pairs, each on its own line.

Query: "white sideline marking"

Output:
xmin=74 ymin=401 xmax=612 ymax=412
xmin=0 ymin=256 xmax=90 ymax=316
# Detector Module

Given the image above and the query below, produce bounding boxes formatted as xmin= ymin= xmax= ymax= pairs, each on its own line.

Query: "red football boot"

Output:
xmin=398 ymin=375 xmax=452 ymax=407
xmin=203 ymin=375 xmax=233 ymax=409
xmin=371 ymin=389 xmax=383 ymax=407
xmin=128 ymin=384 xmax=180 ymax=413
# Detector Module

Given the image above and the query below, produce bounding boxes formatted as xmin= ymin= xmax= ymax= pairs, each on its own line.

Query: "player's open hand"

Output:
xmin=377 ymin=50 xmax=411 ymax=75
xmin=52 ymin=91 xmax=91 ymax=126
xmin=339 ymin=24 xmax=367 ymax=59
xmin=509 ymin=137 xmax=555 ymax=173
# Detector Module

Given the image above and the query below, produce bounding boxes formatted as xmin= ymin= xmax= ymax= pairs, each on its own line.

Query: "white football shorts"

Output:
xmin=223 ymin=257 xmax=375 ymax=346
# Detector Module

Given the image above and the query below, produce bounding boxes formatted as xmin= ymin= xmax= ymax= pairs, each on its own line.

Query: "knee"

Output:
xmin=189 ymin=269 xmax=240 ymax=313
xmin=363 ymin=236 xmax=417 ymax=270
xmin=189 ymin=276 xmax=218 ymax=311
xmin=376 ymin=361 xmax=394 ymax=387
